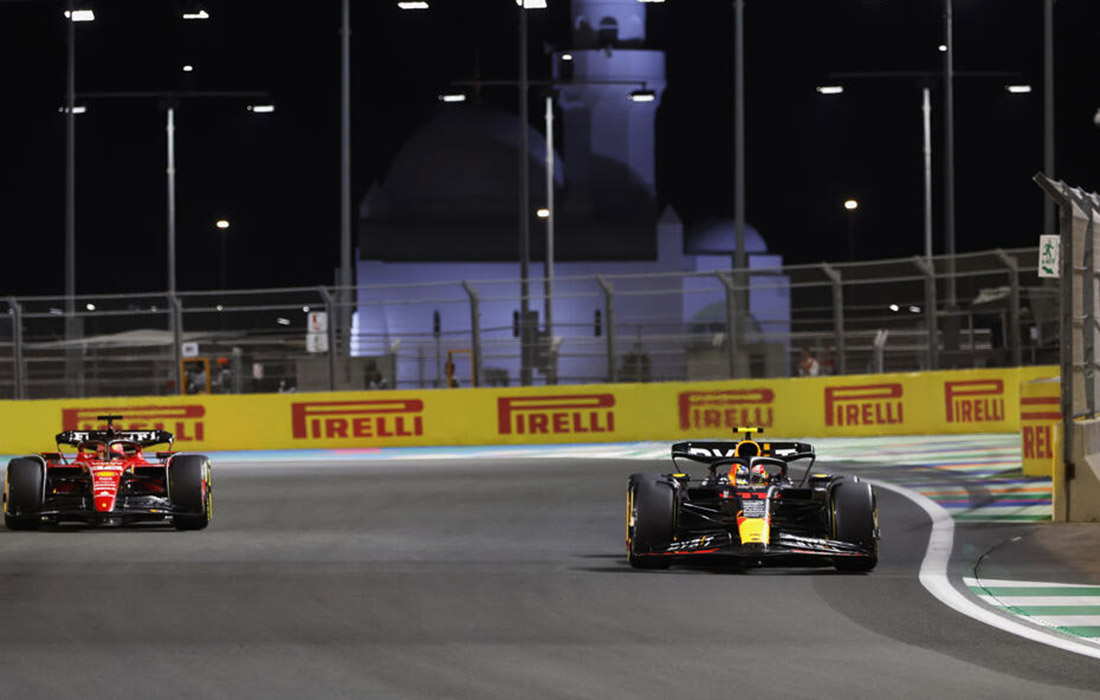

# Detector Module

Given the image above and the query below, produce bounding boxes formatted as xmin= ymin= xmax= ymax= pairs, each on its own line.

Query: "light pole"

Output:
xmin=732 ymin=0 xmax=747 ymax=377
xmin=1043 ymin=0 xmax=1055 ymax=237
xmin=922 ymin=87 xmax=933 ymax=262
xmin=543 ymin=93 xmax=555 ymax=385
xmin=64 ymin=3 xmax=93 ymax=394
xmin=518 ymin=1 xmax=532 ymax=386
xmin=944 ymin=0 xmax=957 ymax=316
xmin=340 ymin=0 xmax=352 ymax=359
xmin=167 ymin=105 xmax=177 ymax=294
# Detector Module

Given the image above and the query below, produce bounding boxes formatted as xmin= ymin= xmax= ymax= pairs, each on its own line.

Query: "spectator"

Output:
xmin=798 ymin=347 xmax=820 ymax=377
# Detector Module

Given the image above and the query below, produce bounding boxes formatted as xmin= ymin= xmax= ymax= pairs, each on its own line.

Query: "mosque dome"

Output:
xmin=684 ymin=218 xmax=768 ymax=255
xmin=364 ymin=104 xmax=564 ymax=225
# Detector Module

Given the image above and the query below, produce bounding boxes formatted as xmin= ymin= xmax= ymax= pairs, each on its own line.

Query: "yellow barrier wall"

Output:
xmin=0 ymin=366 xmax=1057 ymax=453
xmin=1020 ymin=376 xmax=1062 ymax=477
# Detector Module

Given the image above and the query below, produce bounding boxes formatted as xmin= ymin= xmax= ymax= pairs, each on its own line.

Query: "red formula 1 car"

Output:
xmin=3 ymin=415 xmax=213 ymax=530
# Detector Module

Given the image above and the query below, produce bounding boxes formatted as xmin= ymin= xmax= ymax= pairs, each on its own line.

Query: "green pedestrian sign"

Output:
xmin=1039 ymin=234 xmax=1060 ymax=278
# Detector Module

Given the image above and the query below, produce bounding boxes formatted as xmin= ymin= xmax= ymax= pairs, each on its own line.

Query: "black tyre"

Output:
xmin=830 ymin=479 xmax=878 ymax=572
xmin=169 ymin=455 xmax=212 ymax=531
xmin=626 ymin=474 xmax=674 ymax=569
xmin=5 ymin=457 xmax=44 ymax=531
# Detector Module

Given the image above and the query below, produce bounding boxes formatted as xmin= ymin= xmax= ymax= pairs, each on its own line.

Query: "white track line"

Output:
xmin=869 ymin=479 xmax=1100 ymax=660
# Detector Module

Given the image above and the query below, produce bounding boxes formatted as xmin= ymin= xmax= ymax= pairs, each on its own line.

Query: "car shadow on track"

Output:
xmin=5 ymin=523 xmax=182 ymax=534
xmin=572 ymin=553 xmax=867 ymax=576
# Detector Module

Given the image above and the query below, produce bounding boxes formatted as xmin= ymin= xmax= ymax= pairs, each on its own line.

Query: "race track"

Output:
xmin=0 ymin=454 xmax=1098 ymax=698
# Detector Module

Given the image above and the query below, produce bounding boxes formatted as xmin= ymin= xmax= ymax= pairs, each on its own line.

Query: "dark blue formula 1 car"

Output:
xmin=626 ymin=428 xmax=878 ymax=571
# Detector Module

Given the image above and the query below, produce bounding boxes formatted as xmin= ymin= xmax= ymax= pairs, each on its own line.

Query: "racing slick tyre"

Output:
xmin=4 ymin=457 xmax=44 ymax=531
xmin=626 ymin=474 xmax=675 ymax=570
xmin=168 ymin=455 xmax=212 ymax=531
xmin=829 ymin=479 xmax=878 ymax=572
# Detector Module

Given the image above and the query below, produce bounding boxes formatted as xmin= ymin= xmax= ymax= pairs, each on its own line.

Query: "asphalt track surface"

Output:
xmin=1 ymin=456 xmax=1098 ymax=699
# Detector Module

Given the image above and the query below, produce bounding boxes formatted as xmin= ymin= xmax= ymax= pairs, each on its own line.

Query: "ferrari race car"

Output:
xmin=626 ymin=428 xmax=878 ymax=571
xmin=3 ymin=415 xmax=213 ymax=530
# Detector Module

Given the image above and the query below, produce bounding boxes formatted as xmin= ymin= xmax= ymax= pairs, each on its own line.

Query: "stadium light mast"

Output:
xmin=732 ymin=0 xmax=747 ymax=377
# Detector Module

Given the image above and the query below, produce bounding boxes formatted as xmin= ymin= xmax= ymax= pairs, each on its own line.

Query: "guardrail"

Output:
xmin=0 ymin=246 xmax=1053 ymax=399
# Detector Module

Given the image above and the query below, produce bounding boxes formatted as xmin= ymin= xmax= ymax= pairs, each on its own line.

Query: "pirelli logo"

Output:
xmin=61 ymin=405 xmax=206 ymax=441
xmin=824 ymin=384 xmax=904 ymax=427
xmin=678 ymin=389 xmax=775 ymax=431
xmin=497 ymin=394 xmax=615 ymax=435
xmin=291 ymin=399 xmax=424 ymax=439
xmin=944 ymin=379 xmax=1005 ymax=423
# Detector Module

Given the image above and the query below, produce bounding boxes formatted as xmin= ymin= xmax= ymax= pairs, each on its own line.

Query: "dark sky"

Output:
xmin=1 ymin=0 xmax=1098 ymax=297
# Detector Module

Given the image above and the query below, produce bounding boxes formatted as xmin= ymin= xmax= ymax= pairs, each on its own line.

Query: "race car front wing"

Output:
xmin=637 ymin=531 xmax=874 ymax=563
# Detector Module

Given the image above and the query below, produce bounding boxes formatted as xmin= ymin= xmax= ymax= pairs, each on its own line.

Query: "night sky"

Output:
xmin=1 ymin=0 xmax=1098 ymax=298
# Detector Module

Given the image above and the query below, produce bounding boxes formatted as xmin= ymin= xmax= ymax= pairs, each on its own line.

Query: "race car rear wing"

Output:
xmin=55 ymin=429 xmax=175 ymax=448
xmin=671 ymin=440 xmax=815 ymax=464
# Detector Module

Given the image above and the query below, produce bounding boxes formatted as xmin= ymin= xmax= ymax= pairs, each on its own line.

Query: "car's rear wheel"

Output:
xmin=626 ymin=474 xmax=674 ymax=569
xmin=830 ymin=479 xmax=878 ymax=572
xmin=5 ymin=457 xmax=44 ymax=531
xmin=169 ymin=455 xmax=212 ymax=531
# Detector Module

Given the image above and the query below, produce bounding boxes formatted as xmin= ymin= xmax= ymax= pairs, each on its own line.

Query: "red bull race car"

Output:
xmin=3 ymin=415 xmax=212 ymax=530
xmin=626 ymin=428 xmax=878 ymax=571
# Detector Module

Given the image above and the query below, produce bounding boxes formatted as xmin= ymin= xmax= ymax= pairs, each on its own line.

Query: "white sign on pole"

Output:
xmin=181 ymin=341 xmax=199 ymax=358
xmin=1039 ymin=234 xmax=1060 ymax=278
xmin=308 ymin=311 xmax=328 ymax=334
xmin=306 ymin=332 xmax=329 ymax=353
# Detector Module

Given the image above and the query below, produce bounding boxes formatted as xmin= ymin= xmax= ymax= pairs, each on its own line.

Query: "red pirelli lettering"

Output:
xmin=291 ymin=399 xmax=424 ymax=439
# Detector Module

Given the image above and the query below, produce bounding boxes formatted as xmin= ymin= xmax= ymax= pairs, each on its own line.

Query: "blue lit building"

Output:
xmin=356 ymin=0 xmax=789 ymax=386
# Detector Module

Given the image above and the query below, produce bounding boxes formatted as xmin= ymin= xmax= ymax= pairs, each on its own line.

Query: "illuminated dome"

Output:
xmin=363 ymin=104 xmax=563 ymax=225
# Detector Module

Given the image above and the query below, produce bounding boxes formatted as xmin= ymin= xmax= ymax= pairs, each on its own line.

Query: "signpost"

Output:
xmin=1039 ymin=234 xmax=1060 ymax=278
xmin=307 ymin=311 xmax=329 ymax=353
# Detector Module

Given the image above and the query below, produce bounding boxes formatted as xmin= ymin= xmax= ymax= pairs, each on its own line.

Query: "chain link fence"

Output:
xmin=0 ymin=246 xmax=1054 ymax=399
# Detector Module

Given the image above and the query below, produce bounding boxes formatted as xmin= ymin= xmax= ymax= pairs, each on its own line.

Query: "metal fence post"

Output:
xmin=318 ymin=286 xmax=337 ymax=391
xmin=8 ymin=297 xmax=23 ymax=399
xmin=715 ymin=271 xmax=738 ymax=379
xmin=913 ymin=256 xmax=938 ymax=370
xmin=169 ymin=292 xmax=183 ymax=394
xmin=1076 ymin=196 xmax=1098 ymax=416
xmin=994 ymin=249 xmax=1021 ymax=367
xmin=461 ymin=281 xmax=482 ymax=387
xmin=597 ymin=276 xmax=617 ymax=383
xmin=821 ymin=263 xmax=846 ymax=375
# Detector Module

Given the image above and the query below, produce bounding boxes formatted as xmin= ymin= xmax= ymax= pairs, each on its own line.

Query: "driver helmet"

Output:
xmin=109 ymin=443 xmax=127 ymax=460
xmin=749 ymin=463 xmax=771 ymax=484
xmin=728 ymin=464 xmax=750 ymax=485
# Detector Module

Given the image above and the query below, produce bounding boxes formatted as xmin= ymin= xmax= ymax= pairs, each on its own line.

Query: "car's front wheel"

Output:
xmin=4 ymin=457 xmax=44 ymax=531
xmin=168 ymin=455 xmax=212 ymax=531
xmin=830 ymin=479 xmax=878 ymax=572
xmin=626 ymin=474 xmax=674 ymax=569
